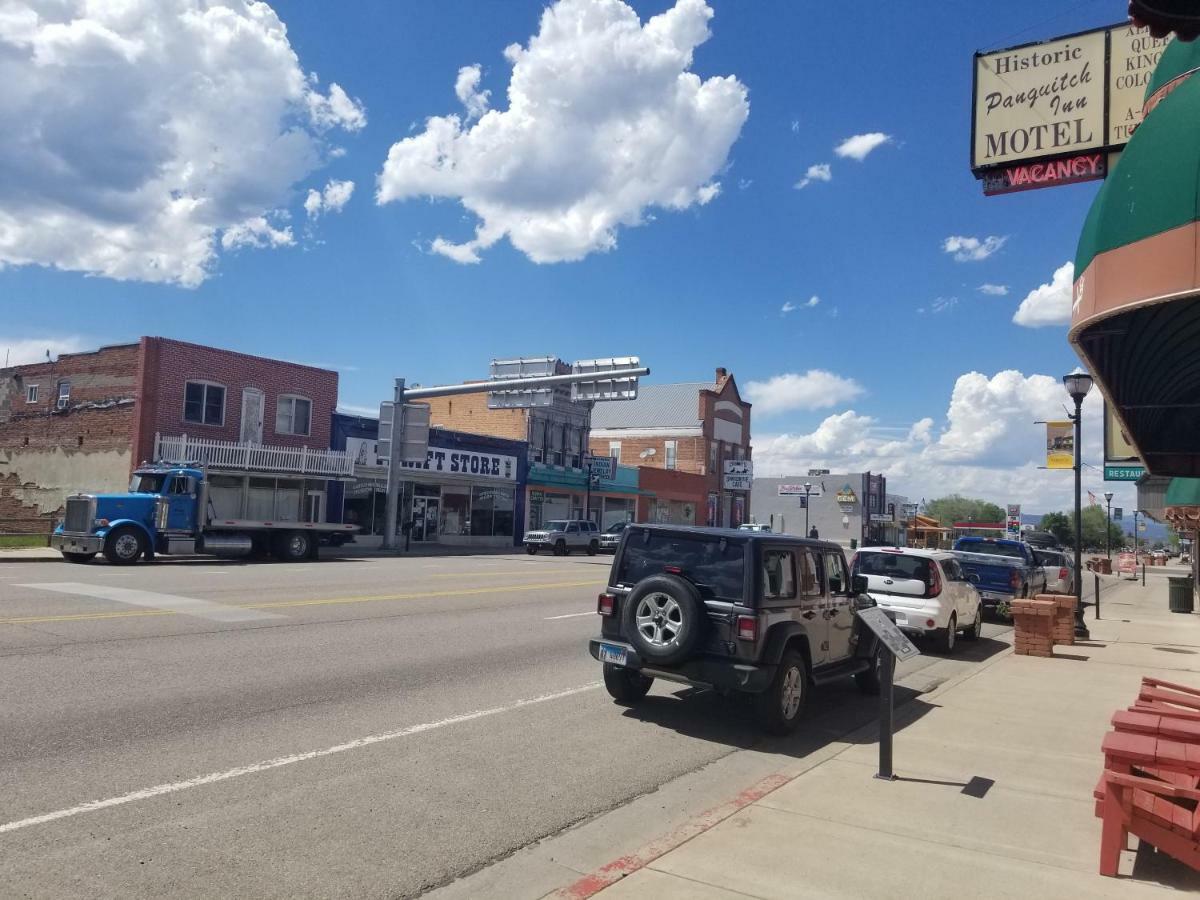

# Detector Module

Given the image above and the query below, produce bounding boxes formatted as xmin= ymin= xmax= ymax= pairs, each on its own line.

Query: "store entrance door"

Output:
xmin=412 ymin=497 xmax=440 ymax=542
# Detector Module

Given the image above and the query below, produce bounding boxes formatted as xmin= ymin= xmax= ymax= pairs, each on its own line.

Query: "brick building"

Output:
xmin=420 ymin=358 xmax=642 ymax=529
xmin=0 ymin=337 xmax=340 ymax=532
xmin=590 ymin=368 xmax=753 ymax=528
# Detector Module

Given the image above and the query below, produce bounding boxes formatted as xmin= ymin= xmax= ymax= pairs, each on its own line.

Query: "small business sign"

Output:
xmin=870 ymin=513 xmax=893 ymax=523
xmin=584 ymin=454 xmax=617 ymax=480
xmin=1113 ymin=507 xmax=1123 ymax=521
xmin=982 ymin=152 xmax=1105 ymax=195
xmin=1118 ymin=551 xmax=1137 ymax=575
xmin=723 ymin=459 xmax=753 ymax=476
xmin=835 ymin=484 xmax=858 ymax=504
xmin=778 ymin=484 xmax=822 ymax=497
xmin=530 ymin=490 xmax=544 ymax=504
xmin=1105 ymin=464 xmax=1146 ymax=481
xmin=398 ymin=447 xmax=517 ymax=481
xmin=901 ymin=503 xmax=919 ymax=519
xmin=1006 ymin=504 xmax=1022 ymax=540
xmin=724 ymin=473 xmax=752 ymax=491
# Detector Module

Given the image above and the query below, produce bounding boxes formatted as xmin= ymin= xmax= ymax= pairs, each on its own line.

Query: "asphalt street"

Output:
xmin=0 ymin=552 xmax=1023 ymax=899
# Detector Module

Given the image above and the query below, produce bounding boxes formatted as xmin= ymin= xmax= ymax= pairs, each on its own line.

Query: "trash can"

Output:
xmin=850 ymin=538 xmax=858 ymax=550
xmin=1168 ymin=576 xmax=1195 ymax=613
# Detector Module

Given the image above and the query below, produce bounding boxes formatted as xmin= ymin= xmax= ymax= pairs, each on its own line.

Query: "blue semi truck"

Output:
xmin=51 ymin=462 xmax=357 ymax=565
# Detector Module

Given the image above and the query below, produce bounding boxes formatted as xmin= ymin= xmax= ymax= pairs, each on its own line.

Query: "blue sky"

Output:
xmin=0 ymin=0 xmax=1137 ymax=512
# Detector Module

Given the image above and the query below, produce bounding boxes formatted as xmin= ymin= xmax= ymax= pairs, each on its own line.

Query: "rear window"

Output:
xmin=618 ymin=530 xmax=746 ymax=600
xmin=958 ymin=541 xmax=1024 ymax=558
xmin=853 ymin=552 xmax=934 ymax=584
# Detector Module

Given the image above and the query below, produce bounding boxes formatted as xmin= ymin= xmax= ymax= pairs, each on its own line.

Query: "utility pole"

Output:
xmin=803 ymin=481 xmax=813 ymax=536
xmin=1104 ymin=491 xmax=1114 ymax=560
xmin=382 ymin=378 xmax=406 ymax=551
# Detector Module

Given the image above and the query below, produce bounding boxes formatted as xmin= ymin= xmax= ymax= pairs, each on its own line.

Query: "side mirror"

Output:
xmin=852 ymin=574 xmax=869 ymax=595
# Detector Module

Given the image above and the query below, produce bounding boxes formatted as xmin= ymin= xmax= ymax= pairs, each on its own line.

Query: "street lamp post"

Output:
xmin=1064 ymin=370 xmax=1093 ymax=639
xmin=803 ymin=481 xmax=813 ymax=536
xmin=1104 ymin=491 xmax=1114 ymax=560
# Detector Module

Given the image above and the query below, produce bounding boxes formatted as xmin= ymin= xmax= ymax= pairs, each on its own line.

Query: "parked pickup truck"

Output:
xmin=951 ymin=537 xmax=1047 ymax=618
xmin=52 ymin=463 xmax=357 ymax=565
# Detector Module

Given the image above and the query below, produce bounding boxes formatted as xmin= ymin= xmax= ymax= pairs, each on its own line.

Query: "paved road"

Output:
xmin=0 ymin=552 xmax=1019 ymax=899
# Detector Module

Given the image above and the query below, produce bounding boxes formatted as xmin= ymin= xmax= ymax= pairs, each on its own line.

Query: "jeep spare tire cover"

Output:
xmin=621 ymin=574 xmax=705 ymax=666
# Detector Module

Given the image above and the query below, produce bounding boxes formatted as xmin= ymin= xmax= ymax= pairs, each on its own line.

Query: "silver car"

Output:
xmin=1034 ymin=549 xmax=1075 ymax=595
xmin=524 ymin=519 xmax=599 ymax=556
xmin=599 ymin=521 xmax=629 ymax=553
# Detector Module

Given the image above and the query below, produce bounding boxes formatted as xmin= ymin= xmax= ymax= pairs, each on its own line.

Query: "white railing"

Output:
xmin=154 ymin=433 xmax=354 ymax=477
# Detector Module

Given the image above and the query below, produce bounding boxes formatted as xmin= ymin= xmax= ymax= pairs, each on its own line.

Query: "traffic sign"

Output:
xmin=488 ymin=357 xmax=558 ymax=409
xmin=378 ymin=401 xmax=431 ymax=464
xmin=570 ymin=357 xmax=641 ymax=402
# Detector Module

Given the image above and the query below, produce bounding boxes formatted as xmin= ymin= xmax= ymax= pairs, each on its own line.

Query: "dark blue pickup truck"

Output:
xmin=952 ymin=537 xmax=1047 ymax=618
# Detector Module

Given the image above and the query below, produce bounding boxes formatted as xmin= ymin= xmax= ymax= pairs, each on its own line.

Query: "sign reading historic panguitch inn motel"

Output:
xmin=972 ymin=23 xmax=1170 ymax=195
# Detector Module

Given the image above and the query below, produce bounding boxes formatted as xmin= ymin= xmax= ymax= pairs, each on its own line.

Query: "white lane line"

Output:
xmin=0 ymin=683 xmax=601 ymax=835
xmin=15 ymin=582 xmax=285 ymax=623
xmin=544 ymin=612 xmax=595 ymax=620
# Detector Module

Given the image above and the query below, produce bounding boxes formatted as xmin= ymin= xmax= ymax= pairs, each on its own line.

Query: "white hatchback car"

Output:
xmin=850 ymin=547 xmax=982 ymax=654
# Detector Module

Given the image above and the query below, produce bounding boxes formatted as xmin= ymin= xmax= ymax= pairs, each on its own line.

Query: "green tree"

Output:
xmin=1039 ymin=511 xmax=1071 ymax=546
xmin=925 ymin=495 xmax=1006 ymax=528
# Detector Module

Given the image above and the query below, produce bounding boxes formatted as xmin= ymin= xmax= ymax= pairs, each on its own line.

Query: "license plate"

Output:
xmin=598 ymin=643 xmax=628 ymax=665
xmin=891 ymin=613 xmax=907 ymax=625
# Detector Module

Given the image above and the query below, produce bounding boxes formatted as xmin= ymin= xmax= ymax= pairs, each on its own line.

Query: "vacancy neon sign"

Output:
xmin=982 ymin=153 xmax=1106 ymax=195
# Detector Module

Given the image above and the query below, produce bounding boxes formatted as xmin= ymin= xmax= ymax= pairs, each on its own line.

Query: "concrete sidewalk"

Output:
xmin=582 ymin=577 xmax=1200 ymax=898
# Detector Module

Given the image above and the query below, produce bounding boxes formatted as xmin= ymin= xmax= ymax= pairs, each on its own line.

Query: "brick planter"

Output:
xmin=1012 ymin=598 xmax=1056 ymax=657
xmin=1042 ymin=593 xmax=1078 ymax=646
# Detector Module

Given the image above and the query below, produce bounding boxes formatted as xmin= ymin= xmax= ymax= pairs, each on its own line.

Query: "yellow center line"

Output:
xmin=0 ymin=579 xmax=605 ymax=626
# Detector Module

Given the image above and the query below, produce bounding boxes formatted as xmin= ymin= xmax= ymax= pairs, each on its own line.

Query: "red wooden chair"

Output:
xmin=1098 ymin=770 xmax=1200 ymax=876
xmin=1110 ymin=711 xmax=1200 ymax=790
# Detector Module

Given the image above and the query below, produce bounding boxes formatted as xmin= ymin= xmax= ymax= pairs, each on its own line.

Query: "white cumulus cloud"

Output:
xmin=805 ymin=295 xmax=820 ymax=308
xmin=0 ymin=0 xmax=365 ymax=287
xmin=978 ymin=283 xmax=1009 ymax=296
xmin=1 ymin=336 xmax=90 ymax=367
xmin=220 ymin=215 xmax=294 ymax=251
xmin=453 ymin=64 xmax=491 ymax=120
xmin=1013 ymin=261 xmax=1074 ymax=327
xmin=834 ymin=132 xmax=891 ymax=161
xmin=943 ymin=235 xmax=1007 ymax=262
xmin=745 ymin=371 xmax=865 ymax=416
xmin=780 ymin=301 xmax=797 ymax=315
xmin=377 ymin=0 xmax=749 ymax=265
xmin=752 ymin=369 xmax=1109 ymax=512
xmin=795 ymin=163 xmax=832 ymax=190
xmin=304 ymin=179 xmax=356 ymax=220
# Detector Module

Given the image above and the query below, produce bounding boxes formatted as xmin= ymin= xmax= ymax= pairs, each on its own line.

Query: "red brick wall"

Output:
xmin=635 ymin=466 xmax=708 ymax=521
xmin=0 ymin=344 xmax=140 ymax=530
xmin=423 ymin=391 xmax=528 ymax=442
xmin=132 ymin=337 xmax=339 ymax=465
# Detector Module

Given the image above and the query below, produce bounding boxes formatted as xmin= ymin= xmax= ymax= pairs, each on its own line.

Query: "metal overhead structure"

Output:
xmin=380 ymin=358 xmax=649 ymax=550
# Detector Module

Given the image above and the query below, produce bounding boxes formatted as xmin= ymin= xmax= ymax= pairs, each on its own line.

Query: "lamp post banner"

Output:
xmin=1046 ymin=420 xmax=1074 ymax=469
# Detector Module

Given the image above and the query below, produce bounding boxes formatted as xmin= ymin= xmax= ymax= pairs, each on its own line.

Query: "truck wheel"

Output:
xmin=272 ymin=531 xmax=312 ymax=562
xmin=587 ymin=540 xmax=599 ymax=556
xmin=754 ymin=647 xmax=809 ymax=735
xmin=103 ymin=527 xmax=145 ymax=565
xmin=63 ymin=552 xmax=96 ymax=564
xmin=526 ymin=545 xmax=538 ymax=555
xmin=603 ymin=663 xmax=653 ymax=705
xmin=937 ymin=613 xmax=957 ymax=654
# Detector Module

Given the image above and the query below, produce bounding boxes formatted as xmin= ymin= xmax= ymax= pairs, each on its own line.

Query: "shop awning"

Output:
xmin=1166 ymin=477 xmax=1200 ymax=528
xmin=1071 ymin=40 xmax=1200 ymax=477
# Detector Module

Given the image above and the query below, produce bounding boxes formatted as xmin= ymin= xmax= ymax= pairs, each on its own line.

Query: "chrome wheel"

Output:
xmin=635 ymin=592 xmax=683 ymax=648
xmin=113 ymin=533 xmax=140 ymax=560
xmin=287 ymin=534 xmax=308 ymax=557
xmin=780 ymin=665 xmax=803 ymax=719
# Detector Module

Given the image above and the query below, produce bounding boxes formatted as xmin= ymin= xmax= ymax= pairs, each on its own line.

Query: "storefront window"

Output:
xmin=441 ymin=487 xmax=470 ymax=536
xmin=471 ymin=485 xmax=515 ymax=536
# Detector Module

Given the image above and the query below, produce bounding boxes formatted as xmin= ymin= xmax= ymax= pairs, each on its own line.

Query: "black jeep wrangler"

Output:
xmin=588 ymin=524 xmax=882 ymax=734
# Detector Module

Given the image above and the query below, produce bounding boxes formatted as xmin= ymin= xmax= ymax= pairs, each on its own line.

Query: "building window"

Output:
xmin=568 ymin=426 xmax=581 ymax=469
xmin=184 ymin=381 xmax=225 ymax=426
xmin=276 ymin=395 xmax=312 ymax=436
xmin=25 ymin=384 xmax=38 ymax=404
xmin=665 ymin=440 xmax=677 ymax=470
xmin=56 ymin=381 xmax=70 ymax=410
xmin=735 ymin=444 xmax=745 ymax=461
xmin=708 ymin=440 xmax=717 ymax=475
xmin=609 ymin=441 xmax=621 ymax=463
xmin=471 ymin=485 xmax=515 ymax=537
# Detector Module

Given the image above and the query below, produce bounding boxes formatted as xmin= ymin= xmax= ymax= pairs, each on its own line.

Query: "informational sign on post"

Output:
xmin=857 ymin=608 xmax=921 ymax=663
xmin=857 ymin=606 xmax=920 ymax=782
xmin=583 ymin=454 xmax=616 ymax=480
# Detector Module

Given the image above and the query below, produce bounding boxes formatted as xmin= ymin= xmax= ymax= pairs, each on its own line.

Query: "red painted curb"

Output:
xmin=551 ymin=772 xmax=793 ymax=899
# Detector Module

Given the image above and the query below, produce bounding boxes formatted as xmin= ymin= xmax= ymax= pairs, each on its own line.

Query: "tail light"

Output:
xmin=597 ymin=593 xmax=616 ymax=617
xmin=736 ymin=615 xmax=758 ymax=641
xmin=1059 ymin=567 xmax=1069 ymax=581
xmin=1009 ymin=568 xmax=1022 ymax=592
xmin=926 ymin=562 xmax=942 ymax=598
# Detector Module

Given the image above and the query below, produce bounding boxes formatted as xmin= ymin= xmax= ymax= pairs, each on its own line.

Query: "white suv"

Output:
xmin=850 ymin=547 xmax=982 ymax=654
xmin=524 ymin=520 xmax=599 ymax=556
